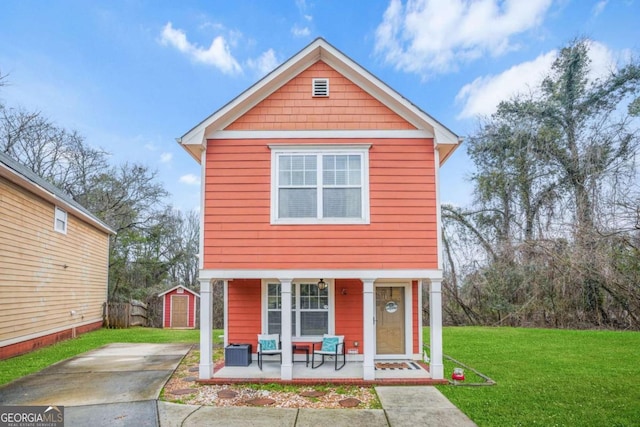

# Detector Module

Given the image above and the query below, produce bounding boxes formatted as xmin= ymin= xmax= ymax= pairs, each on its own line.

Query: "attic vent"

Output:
xmin=312 ymin=78 xmax=329 ymax=97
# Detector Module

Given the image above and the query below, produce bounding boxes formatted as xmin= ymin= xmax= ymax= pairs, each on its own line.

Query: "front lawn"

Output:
xmin=432 ymin=327 xmax=640 ymax=427
xmin=3 ymin=326 xmax=639 ymax=426
xmin=0 ymin=327 xmax=222 ymax=385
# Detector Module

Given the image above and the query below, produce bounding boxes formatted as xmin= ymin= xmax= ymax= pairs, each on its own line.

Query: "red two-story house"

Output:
xmin=178 ymin=38 xmax=460 ymax=381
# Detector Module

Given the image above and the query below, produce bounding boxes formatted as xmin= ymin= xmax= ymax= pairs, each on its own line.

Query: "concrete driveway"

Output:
xmin=0 ymin=343 xmax=477 ymax=426
xmin=0 ymin=343 xmax=192 ymax=426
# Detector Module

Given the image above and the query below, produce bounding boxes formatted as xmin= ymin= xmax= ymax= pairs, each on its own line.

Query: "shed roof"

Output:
xmin=158 ymin=284 xmax=200 ymax=298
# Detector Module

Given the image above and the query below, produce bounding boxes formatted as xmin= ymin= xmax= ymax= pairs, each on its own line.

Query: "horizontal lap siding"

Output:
xmin=412 ymin=281 xmax=419 ymax=353
xmin=203 ymin=138 xmax=437 ymax=270
xmin=334 ymin=279 xmax=363 ymax=353
xmin=227 ymin=280 xmax=261 ymax=346
xmin=0 ymin=178 xmax=109 ymax=344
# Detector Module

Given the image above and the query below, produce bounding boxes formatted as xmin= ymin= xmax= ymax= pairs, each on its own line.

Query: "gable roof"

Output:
xmin=178 ymin=37 xmax=461 ymax=165
xmin=158 ymin=284 xmax=200 ymax=298
xmin=0 ymin=151 xmax=115 ymax=235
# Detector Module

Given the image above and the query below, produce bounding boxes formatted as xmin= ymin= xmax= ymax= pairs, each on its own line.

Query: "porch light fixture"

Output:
xmin=317 ymin=278 xmax=327 ymax=290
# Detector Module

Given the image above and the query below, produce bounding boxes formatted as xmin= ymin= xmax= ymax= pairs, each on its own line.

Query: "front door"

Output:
xmin=375 ymin=286 xmax=405 ymax=354
xmin=171 ymin=295 xmax=189 ymax=328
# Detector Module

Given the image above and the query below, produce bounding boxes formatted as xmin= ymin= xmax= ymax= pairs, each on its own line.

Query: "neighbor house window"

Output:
xmin=270 ymin=145 xmax=370 ymax=224
xmin=54 ymin=207 xmax=67 ymax=234
xmin=265 ymin=282 xmax=331 ymax=338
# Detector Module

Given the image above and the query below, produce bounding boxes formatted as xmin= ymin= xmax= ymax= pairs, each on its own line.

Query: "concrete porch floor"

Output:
xmin=200 ymin=357 xmax=448 ymax=386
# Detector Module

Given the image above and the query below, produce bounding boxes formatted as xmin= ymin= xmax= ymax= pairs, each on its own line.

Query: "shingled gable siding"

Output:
xmin=225 ymin=61 xmax=417 ymax=131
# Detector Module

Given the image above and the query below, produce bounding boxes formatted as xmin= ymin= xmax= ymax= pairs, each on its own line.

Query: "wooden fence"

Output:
xmin=104 ymin=300 xmax=148 ymax=328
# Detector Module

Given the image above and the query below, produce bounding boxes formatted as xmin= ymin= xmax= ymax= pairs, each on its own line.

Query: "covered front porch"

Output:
xmin=198 ymin=270 xmax=445 ymax=382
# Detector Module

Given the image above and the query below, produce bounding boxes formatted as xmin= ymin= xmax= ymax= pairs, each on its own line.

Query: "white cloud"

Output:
xmin=456 ymin=41 xmax=618 ymax=119
xmin=293 ymin=0 xmax=313 ymax=36
xmin=291 ymin=25 xmax=311 ymax=37
xmin=144 ymin=143 xmax=157 ymax=151
xmin=585 ymin=40 xmax=616 ymax=80
xmin=456 ymin=50 xmax=556 ymax=119
xmin=179 ymin=173 xmax=201 ymax=185
xmin=160 ymin=22 xmax=242 ymax=75
xmin=247 ymin=49 xmax=279 ymax=76
xmin=160 ymin=152 xmax=173 ymax=163
xmin=592 ymin=0 xmax=608 ymax=17
xmin=374 ymin=0 xmax=553 ymax=77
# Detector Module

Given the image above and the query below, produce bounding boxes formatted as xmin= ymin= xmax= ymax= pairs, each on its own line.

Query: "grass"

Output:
xmin=0 ymin=327 xmax=222 ymax=385
xmin=431 ymin=327 xmax=640 ymax=427
xmin=3 ymin=326 xmax=638 ymax=424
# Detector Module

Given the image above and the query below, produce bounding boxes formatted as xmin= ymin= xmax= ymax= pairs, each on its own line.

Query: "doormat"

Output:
xmin=375 ymin=362 xmax=422 ymax=370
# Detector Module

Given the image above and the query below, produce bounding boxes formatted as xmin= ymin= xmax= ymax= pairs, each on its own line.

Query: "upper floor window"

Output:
xmin=270 ymin=145 xmax=370 ymax=224
xmin=54 ymin=207 xmax=67 ymax=234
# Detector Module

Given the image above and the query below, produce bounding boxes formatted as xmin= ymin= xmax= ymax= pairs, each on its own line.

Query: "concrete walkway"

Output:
xmin=159 ymin=387 xmax=477 ymax=426
xmin=0 ymin=343 xmax=476 ymax=426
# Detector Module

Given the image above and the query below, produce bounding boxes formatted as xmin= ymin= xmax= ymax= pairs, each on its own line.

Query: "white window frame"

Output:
xmin=54 ymin=207 xmax=67 ymax=234
xmin=269 ymin=144 xmax=371 ymax=225
xmin=261 ymin=279 xmax=335 ymax=341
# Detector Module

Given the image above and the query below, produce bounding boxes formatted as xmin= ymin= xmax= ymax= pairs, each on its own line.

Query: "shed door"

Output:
xmin=376 ymin=286 xmax=405 ymax=354
xmin=171 ymin=295 xmax=189 ymax=328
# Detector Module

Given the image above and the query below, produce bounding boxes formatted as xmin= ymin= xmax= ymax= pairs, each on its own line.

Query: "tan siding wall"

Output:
xmin=0 ymin=177 xmax=109 ymax=344
xmin=226 ymin=61 xmax=416 ymax=131
xmin=203 ymin=138 xmax=437 ymax=270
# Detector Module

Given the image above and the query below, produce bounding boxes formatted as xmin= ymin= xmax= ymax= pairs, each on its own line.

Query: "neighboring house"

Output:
xmin=0 ymin=151 xmax=115 ymax=359
xmin=158 ymin=285 xmax=200 ymax=329
xmin=178 ymin=38 xmax=460 ymax=381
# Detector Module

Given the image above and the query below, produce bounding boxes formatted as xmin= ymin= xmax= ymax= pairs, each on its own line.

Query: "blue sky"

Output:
xmin=1 ymin=0 xmax=638 ymax=211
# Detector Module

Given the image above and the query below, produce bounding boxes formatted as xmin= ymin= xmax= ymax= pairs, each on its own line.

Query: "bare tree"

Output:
xmin=443 ymin=39 xmax=640 ymax=329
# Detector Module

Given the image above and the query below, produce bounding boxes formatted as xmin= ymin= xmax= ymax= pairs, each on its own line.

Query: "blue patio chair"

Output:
xmin=312 ymin=334 xmax=346 ymax=370
xmin=257 ymin=334 xmax=282 ymax=370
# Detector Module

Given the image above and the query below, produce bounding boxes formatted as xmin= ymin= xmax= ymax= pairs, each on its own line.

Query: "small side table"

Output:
xmin=292 ymin=344 xmax=310 ymax=367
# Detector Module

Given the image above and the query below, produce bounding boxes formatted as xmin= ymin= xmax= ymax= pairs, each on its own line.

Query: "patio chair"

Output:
xmin=311 ymin=334 xmax=346 ymax=370
xmin=257 ymin=334 xmax=282 ymax=370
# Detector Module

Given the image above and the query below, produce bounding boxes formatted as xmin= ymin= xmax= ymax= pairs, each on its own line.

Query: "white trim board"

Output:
xmin=198 ymin=269 xmax=443 ymax=281
xmin=208 ymin=130 xmax=434 ymax=139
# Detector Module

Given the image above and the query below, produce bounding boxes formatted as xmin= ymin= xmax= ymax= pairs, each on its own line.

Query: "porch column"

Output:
xmin=362 ymin=279 xmax=375 ymax=380
xmin=280 ymin=278 xmax=293 ymax=380
xmin=199 ymin=278 xmax=214 ymax=379
xmin=429 ymin=279 xmax=444 ymax=379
